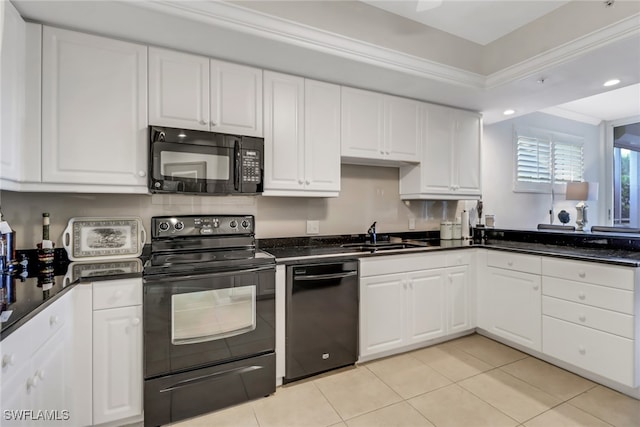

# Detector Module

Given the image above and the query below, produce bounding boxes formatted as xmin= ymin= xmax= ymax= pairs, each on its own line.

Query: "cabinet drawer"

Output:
xmin=29 ymin=291 xmax=71 ymax=351
xmin=1 ymin=322 xmax=34 ymax=384
xmin=543 ymin=316 xmax=635 ymax=387
xmin=543 ymin=276 xmax=634 ymax=314
xmin=360 ymin=253 xmax=447 ymax=277
xmin=487 ymin=251 xmax=541 ymax=275
xmin=93 ymin=278 xmax=142 ymax=310
xmin=542 ymin=296 xmax=633 ymax=339
xmin=446 ymin=250 xmax=472 ymax=266
xmin=542 ymin=258 xmax=634 ymax=290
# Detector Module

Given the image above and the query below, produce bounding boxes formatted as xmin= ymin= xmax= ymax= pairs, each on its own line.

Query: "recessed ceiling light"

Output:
xmin=503 ymin=109 xmax=516 ymax=116
xmin=604 ymin=79 xmax=621 ymax=87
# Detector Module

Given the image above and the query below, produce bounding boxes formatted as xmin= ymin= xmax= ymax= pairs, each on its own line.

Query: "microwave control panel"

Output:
xmin=242 ymin=149 xmax=262 ymax=184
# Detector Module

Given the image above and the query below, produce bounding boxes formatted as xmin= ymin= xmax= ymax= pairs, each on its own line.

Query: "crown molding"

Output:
xmin=485 ymin=13 xmax=640 ymax=88
xmin=135 ymin=1 xmax=638 ymax=92
xmin=135 ymin=0 xmax=485 ymax=89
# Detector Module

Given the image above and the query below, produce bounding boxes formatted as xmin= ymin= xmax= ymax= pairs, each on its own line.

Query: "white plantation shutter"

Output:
xmin=516 ymin=136 xmax=552 ymax=184
xmin=553 ymin=141 xmax=584 ymax=182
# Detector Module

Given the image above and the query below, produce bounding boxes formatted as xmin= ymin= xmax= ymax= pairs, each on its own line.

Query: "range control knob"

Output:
xmin=158 ymin=222 xmax=170 ymax=232
xmin=174 ymin=221 xmax=185 ymax=231
xmin=241 ymin=220 xmax=250 ymax=229
xmin=229 ymin=220 xmax=238 ymax=229
xmin=212 ymin=219 xmax=220 ymax=228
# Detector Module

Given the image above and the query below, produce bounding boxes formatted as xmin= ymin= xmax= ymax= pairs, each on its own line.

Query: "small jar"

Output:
xmin=440 ymin=221 xmax=453 ymax=240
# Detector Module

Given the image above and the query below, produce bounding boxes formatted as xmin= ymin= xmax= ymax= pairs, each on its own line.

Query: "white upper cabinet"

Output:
xmin=400 ymin=104 xmax=482 ymax=200
xmin=149 ymin=48 xmax=210 ymax=130
xmin=210 ymin=59 xmax=263 ymax=137
xmin=0 ymin=3 xmax=41 ymax=189
xmin=341 ymin=87 xmax=420 ymax=165
xmin=149 ymin=48 xmax=263 ymax=137
xmin=41 ymin=26 xmax=148 ymax=190
xmin=263 ymin=71 xmax=340 ymax=197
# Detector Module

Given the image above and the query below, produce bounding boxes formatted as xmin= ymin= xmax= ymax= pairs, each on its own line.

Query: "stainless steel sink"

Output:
xmin=340 ymin=242 xmax=423 ymax=251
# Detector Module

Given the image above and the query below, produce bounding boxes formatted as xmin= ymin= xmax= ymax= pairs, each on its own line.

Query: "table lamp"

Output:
xmin=565 ymin=182 xmax=599 ymax=231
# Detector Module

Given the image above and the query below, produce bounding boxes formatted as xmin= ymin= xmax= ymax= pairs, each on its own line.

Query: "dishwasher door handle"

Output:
xmin=294 ymin=271 xmax=358 ymax=281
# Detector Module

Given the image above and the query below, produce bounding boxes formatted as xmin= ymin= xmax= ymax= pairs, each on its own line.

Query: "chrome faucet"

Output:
xmin=367 ymin=221 xmax=377 ymax=244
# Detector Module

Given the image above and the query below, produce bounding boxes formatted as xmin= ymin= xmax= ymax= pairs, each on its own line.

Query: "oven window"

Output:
xmin=160 ymin=151 xmax=230 ymax=181
xmin=171 ymin=285 xmax=256 ymax=345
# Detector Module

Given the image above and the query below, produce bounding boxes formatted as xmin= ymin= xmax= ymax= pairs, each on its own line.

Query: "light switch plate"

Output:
xmin=306 ymin=220 xmax=320 ymax=234
xmin=408 ymin=218 xmax=416 ymax=230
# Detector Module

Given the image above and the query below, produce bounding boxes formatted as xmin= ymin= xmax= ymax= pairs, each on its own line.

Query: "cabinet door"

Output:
xmin=0 ymin=363 xmax=31 ymax=427
xmin=341 ymin=87 xmax=384 ymax=160
xmin=304 ymin=79 xmax=341 ymax=192
xmin=421 ymin=104 xmax=455 ymax=194
xmin=93 ymin=305 xmax=143 ymax=425
xmin=360 ymin=274 xmax=405 ymax=357
xmin=42 ymin=27 xmax=148 ymax=187
xmin=263 ymin=71 xmax=305 ymax=191
xmin=454 ymin=110 xmax=481 ymax=195
xmin=486 ymin=267 xmax=542 ymax=351
xmin=210 ymin=60 xmax=263 ymax=137
xmin=447 ymin=266 xmax=471 ymax=334
xmin=406 ymin=270 xmax=446 ymax=344
xmin=385 ymin=96 xmax=421 ymax=162
xmin=149 ymin=47 xmax=209 ymax=130
xmin=30 ymin=327 xmax=72 ymax=418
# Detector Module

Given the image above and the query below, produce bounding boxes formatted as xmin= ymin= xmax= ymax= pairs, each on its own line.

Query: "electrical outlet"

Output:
xmin=306 ymin=220 xmax=319 ymax=234
xmin=408 ymin=218 xmax=416 ymax=230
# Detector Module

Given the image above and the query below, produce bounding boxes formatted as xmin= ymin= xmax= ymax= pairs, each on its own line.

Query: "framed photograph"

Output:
xmin=63 ymin=217 xmax=146 ymax=261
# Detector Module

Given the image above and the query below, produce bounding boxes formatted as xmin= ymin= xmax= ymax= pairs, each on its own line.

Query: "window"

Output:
xmin=514 ymin=128 xmax=584 ymax=193
xmin=613 ymin=121 xmax=640 ymax=226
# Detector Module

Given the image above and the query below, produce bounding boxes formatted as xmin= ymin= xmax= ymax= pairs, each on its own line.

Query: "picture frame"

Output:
xmin=63 ymin=217 xmax=146 ymax=261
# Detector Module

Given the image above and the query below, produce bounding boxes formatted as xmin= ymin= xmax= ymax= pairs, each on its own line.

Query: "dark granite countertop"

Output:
xmin=1 ymin=248 xmax=144 ymax=341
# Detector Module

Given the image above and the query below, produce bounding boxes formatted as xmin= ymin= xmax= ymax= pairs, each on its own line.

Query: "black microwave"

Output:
xmin=149 ymin=126 xmax=264 ymax=195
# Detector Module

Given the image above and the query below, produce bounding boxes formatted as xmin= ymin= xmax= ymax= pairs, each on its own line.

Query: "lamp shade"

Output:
xmin=566 ymin=182 xmax=599 ymax=201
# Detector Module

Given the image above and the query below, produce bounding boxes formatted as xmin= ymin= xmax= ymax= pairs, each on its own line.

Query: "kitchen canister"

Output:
xmin=461 ymin=210 xmax=470 ymax=239
xmin=453 ymin=219 xmax=462 ymax=239
xmin=440 ymin=221 xmax=453 ymax=240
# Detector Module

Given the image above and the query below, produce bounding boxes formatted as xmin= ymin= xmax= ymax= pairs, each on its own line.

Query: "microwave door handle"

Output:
xmin=234 ymin=140 xmax=240 ymax=191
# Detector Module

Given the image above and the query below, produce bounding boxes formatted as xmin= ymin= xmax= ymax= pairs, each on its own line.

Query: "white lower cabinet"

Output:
xmin=93 ymin=305 xmax=143 ymax=425
xmin=359 ymin=252 xmax=472 ymax=361
xmin=92 ymin=278 xmax=143 ymax=426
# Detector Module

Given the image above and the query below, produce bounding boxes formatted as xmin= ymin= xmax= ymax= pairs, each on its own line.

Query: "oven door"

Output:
xmin=143 ymin=266 xmax=275 ymax=378
xmin=149 ymin=137 xmax=240 ymax=195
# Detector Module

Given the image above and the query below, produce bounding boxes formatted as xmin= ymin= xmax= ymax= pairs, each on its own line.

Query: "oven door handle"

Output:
xmin=173 ymin=323 xmax=256 ymax=346
xmin=294 ymin=271 xmax=358 ymax=281
xmin=159 ymin=365 xmax=263 ymax=393
xmin=146 ymin=265 xmax=275 ymax=282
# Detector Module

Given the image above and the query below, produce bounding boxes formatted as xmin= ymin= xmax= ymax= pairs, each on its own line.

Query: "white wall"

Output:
xmin=0 ymin=165 xmax=459 ymax=249
xmin=480 ymin=112 xmax=601 ymax=230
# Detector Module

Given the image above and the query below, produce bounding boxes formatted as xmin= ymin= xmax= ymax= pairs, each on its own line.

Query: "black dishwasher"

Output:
xmin=285 ymin=260 xmax=359 ymax=383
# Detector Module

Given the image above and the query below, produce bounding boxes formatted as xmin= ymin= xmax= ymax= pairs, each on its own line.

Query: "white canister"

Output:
xmin=440 ymin=221 xmax=453 ymax=240
xmin=453 ymin=219 xmax=462 ymax=239
xmin=461 ymin=210 xmax=470 ymax=239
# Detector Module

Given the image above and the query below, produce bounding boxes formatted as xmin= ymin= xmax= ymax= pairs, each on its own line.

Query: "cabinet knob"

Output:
xmin=36 ymin=369 xmax=45 ymax=380
xmin=298 ymin=179 xmax=304 ymax=185
xmin=2 ymin=354 xmax=15 ymax=367
xmin=579 ymin=314 xmax=586 ymax=322
xmin=578 ymin=292 xmax=586 ymax=300
xmin=533 ymin=285 xmax=539 ymax=291
xmin=578 ymin=346 xmax=586 ymax=355
xmin=199 ymin=120 xmax=208 ymax=126
xmin=115 ymin=290 xmax=124 ymax=299
xmin=380 ymin=150 xmax=385 ymax=155
xmin=305 ymin=180 xmax=310 ymax=185
xmin=131 ymin=318 xmax=141 ymax=326
xmin=27 ymin=376 xmax=38 ymax=389
xmin=578 ymin=271 xmax=586 ymax=278
xmin=507 ymin=260 xmax=513 ymax=266
xmin=138 ymin=170 xmax=146 ymax=177
xmin=210 ymin=122 xmax=217 ymax=127
xmin=49 ymin=315 xmax=59 ymax=326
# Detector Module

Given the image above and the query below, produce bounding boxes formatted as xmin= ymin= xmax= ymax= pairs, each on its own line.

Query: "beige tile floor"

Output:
xmin=171 ymin=334 xmax=640 ymax=427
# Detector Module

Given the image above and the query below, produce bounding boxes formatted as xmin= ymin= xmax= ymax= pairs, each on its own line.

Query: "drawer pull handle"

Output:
xmin=578 ymin=346 xmax=586 ymax=355
xmin=131 ymin=318 xmax=141 ymax=326
xmin=2 ymin=354 xmax=15 ymax=367
xmin=50 ymin=315 xmax=60 ymax=326
xmin=578 ymin=271 xmax=586 ymax=278
xmin=579 ymin=315 xmax=586 ymax=322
